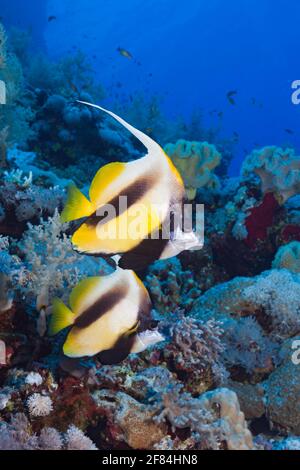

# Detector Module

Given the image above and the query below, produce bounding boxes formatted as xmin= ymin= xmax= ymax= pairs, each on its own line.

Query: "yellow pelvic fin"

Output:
xmin=49 ymin=298 xmax=75 ymax=336
xmin=60 ymin=184 xmax=94 ymax=223
xmin=89 ymin=162 xmax=126 ymax=205
xmin=69 ymin=277 xmax=103 ymax=312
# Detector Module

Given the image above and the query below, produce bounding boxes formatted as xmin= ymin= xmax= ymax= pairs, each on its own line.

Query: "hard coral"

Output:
xmin=0 ymin=23 xmax=34 ymax=153
xmin=164 ymin=139 xmax=221 ymax=200
xmin=155 ymin=384 xmax=253 ymax=450
xmin=243 ymin=269 xmax=300 ymax=337
xmin=0 ymin=413 xmax=97 ymax=450
xmin=93 ymin=389 xmax=168 ymax=449
xmin=145 ymin=258 xmax=201 ymax=314
xmin=163 ymin=316 xmax=226 ymax=394
xmin=192 ymin=268 xmax=300 ymax=339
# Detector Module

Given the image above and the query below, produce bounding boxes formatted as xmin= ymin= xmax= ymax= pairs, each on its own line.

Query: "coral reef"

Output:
xmin=0 ymin=413 xmax=97 ymax=450
xmin=242 ymin=146 xmax=300 ymax=203
xmin=272 ymin=241 xmax=300 ymax=273
xmin=145 ymin=258 xmax=201 ymax=314
xmin=0 ymin=23 xmax=34 ymax=163
xmin=162 ymin=316 xmax=227 ymax=395
xmin=1 ymin=20 xmax=300 ymax=453
xmin=164 ymin=139 xmax=221 ymax=200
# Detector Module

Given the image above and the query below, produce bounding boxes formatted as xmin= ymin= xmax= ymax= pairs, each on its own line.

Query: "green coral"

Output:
xmin=164 ymin=139 xmax=221 ymax=200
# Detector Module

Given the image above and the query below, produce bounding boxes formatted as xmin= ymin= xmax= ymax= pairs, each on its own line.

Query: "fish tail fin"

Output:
xmin=60 ymin=184 xmax=94 ymax=223
xmin=49 ymin=298 xmax=75 ymax=336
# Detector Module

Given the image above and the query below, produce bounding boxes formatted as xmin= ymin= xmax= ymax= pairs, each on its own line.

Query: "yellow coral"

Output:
xmin=164 ymin=139 xmax=221 ymax=200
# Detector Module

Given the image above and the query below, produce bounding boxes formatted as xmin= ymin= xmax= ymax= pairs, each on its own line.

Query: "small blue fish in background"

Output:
xmin=49 ymin=268 xmax=164 ymax=363
xmin=117 ymin=47 xmax=133 ymax=59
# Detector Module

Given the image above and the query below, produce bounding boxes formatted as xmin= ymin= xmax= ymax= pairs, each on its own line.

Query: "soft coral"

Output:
xmin=245 ymin=192 xmax=280 ymax=248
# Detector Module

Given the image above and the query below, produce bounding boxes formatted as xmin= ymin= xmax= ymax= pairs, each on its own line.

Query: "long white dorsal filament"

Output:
xmin=77 ymin=100 xmax=163 ymax=158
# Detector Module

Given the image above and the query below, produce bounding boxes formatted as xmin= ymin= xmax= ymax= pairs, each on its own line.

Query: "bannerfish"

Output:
xmin=49 ymin=268 xmax=164 ymax=363
xmin=117 ymin=47 xmax=133 ymax=59
xmin=61 ymin=101 xmax=203 ymax=270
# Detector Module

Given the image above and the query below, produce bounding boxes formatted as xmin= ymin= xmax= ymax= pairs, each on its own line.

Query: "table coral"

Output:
xmin=164 ymin=139 xmax=221 ymax=200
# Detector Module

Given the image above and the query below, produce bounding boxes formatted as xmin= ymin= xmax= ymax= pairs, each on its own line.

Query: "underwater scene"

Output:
xmin=1 ymin=0 xmax=300 ymax=454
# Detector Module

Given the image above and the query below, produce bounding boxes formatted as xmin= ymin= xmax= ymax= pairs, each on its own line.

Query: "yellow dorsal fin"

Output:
xmin=60 ymin=184 xmax=94 ymax=223
xmin=49 ymin=298 xmax=75 ymax=336
xmin=69 ymin=276 xmax=103 ymax=313
xmin=89 ymin=162 xmax=126 ymax=205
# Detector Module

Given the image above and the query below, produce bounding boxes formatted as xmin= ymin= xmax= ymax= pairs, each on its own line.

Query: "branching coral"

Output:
xmin=163 ymin=316 xmax=227 ymax=394
xmin=242 ymin=146 xmax=300 ymax=203
xmin=164 ymin=139 xmax=221 ymax=200
xmin=0 ymin=212 xmax=110 ymax=335
xmin=16 ymin=211 xmax=110 ymax=315
xmin=0 ymin=413 xmax=97 ymax=450
xmin=145 ymin=258 xmax=201 ymax=314
xmin=0 ymin=23 xmax=34 ymax=153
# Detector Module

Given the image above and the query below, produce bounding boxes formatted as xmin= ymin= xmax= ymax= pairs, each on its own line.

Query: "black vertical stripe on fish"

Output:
xmin=118 ymin=211 xmax=176 ymax=270
xmin=97 ymin=332 xmax=136 ymax=364
xmin=75 ymin=284 xmax=129 ymax=329
xmin=84 ymin=174 xmax=156 ymax=228
xmin=118 ymin=232 xmax=169 ymax=270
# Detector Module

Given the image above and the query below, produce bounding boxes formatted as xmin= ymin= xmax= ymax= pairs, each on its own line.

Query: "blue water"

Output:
xmin=1 ymin=0 xmax=300 ymax=174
